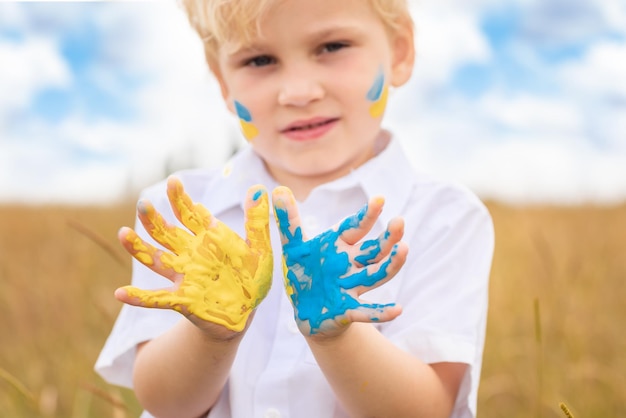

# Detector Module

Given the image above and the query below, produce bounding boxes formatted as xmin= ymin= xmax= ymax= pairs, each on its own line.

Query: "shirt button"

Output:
xmin=264 ymin=408 xmax=281 ymax=418
xmin=221 ymin=162 xmax=233 ymax=177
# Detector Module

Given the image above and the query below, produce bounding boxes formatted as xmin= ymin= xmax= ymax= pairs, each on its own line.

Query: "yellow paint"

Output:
xmin=282 ymin=258 xmax=295 ymax=298
xmin=368 ymin=84 xmax=388 ymax=118
xmin=239 ymin=119 xmax=259 ymax=141
xmin=121 ymin=179 xmax=273 ymax=332
xmin=135 ymin=252 xmax=153 ymax=266
xmin=127 ymin=232 xmax=155 ymax=266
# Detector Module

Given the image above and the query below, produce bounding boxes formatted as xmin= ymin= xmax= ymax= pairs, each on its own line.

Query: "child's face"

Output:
xmin=215 ymin=0 xmax=413 ymax=192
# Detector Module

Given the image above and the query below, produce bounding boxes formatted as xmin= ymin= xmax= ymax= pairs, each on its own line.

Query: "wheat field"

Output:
xmin=0 ymin=201 xmax=624 ymax=417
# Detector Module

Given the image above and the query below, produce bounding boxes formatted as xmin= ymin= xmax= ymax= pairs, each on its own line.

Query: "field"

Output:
xmin=0 ymin=201 xmax=624 ymax=417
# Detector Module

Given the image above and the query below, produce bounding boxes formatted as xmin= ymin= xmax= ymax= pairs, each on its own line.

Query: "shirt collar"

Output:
xmin=204 ymin=132 xmax=415 ymax=226
xmin=201 ymin=145 xmax=278 ymax=216
xmin=357 ymin=133 xmax=415 ymax=225
xmin=308 ymin=132 xmax=415 ymax=225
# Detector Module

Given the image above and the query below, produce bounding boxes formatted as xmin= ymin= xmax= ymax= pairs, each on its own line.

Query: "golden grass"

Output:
xmin=0 ymin=201 xmax=624 ymax=417
xmin=0 ymin=204 xmax=139 ymax=417
xmin=481 ymin=202 xmax=626 ymax=417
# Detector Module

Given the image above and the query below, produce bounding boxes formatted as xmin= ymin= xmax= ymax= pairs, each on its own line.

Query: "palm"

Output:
xmin=272 ymin=187 xmax=407 ymax=337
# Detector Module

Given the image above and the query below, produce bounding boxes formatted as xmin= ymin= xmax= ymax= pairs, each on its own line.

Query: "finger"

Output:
xmin=137 ymin=198 xmax=188 ymax=252
xmin=167 ymin=176 xmax=213 ymax=235
xmin=244 ymin=185 xmax=271 ymax=249
xmin=354 ymin=217 xmax=405 ymax=266
xmin=114 ymin=285 xmax=181 ymax=309
xmin=340 ymin=241 xmax=408 ymax=290
xmin=346 ymin=302 xmax=403 ymax=324
xmin=118 ymin=227 xmax=179 ymax=281
xmin=338 ymin=196 xmax=384 ymax=244
xmin=272 ymin=186 xmax=306 ymax=245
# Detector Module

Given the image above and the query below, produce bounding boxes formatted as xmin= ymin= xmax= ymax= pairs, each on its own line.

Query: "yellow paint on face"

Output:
xmin=239 ymin=119 xmax=259 ymax=141
xmin=121 ymin=179 xmax=273 ymax=332
xmin=368 ymin=84 xmax=388 ymax=118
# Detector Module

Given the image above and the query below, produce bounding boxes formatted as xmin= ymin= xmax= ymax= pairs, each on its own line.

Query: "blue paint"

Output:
xmin=275 ymin=202 xmax=396 ymax=334
xmin=366 ymin=67 xmax=385 ymax=101
xmin=252 ymin=189 xmax=263 ymax=201
xmin=354 ymin=229 xmax=390 ymax=265
xmin=234 ymin=100 xmax=252 ymax=122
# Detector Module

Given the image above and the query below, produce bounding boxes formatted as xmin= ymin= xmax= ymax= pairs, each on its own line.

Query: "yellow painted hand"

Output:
xmin=116 ymin=177 xmax=273 ymax=332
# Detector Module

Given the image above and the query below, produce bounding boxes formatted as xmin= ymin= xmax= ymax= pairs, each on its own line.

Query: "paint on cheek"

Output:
xmin=366 ymin=67 xmax=389 ymax=118
xmin=235 ymin=100 xmax=259 ymax=141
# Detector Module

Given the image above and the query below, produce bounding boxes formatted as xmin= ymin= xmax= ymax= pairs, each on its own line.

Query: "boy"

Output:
xmin=95 ymin=0 xmax=494 ymax=417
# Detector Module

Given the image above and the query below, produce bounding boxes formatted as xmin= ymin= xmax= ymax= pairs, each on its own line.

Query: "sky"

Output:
xmin=0 ymin=0 xmax=625 ymax=205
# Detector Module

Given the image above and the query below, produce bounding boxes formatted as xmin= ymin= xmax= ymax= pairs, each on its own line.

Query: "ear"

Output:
xmin=209 ymin=60 xmax=236 ymax=114
xmin=389 ymin=17 xmax=415 ymax=88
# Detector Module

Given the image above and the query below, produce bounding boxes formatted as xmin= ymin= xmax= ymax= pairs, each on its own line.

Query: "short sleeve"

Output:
xmin=382 ymin=184 xmax=494 ymax=418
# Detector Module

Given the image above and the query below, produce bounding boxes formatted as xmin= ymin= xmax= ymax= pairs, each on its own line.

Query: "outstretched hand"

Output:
xmin=272 ymin=187 xmax=408 ymax=338
xmin=115 ymin=177 xmax=273 ymax=334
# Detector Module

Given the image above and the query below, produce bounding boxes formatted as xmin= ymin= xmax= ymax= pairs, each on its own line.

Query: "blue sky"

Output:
xmin=1 ymin=0 xmax=625 ymax=204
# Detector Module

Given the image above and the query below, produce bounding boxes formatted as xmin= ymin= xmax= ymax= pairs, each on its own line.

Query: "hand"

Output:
xmin=272 ymin=187 xmax=408 ymax=338
xmin=115 ymin=177 xmax=273 ymax=334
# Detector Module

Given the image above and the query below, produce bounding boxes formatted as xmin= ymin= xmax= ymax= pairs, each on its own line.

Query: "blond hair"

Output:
xmin=180 ymin=0 xmax=412 ymax=70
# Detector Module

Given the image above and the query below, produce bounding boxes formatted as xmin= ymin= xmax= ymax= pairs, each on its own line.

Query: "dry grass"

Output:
xmin=0 ymin=204 xmax=139 ymax=417
xmin=0 ymin=201 xmax=624 ymax=417
xmin=481 ymin=202 xmax=626 ymax=417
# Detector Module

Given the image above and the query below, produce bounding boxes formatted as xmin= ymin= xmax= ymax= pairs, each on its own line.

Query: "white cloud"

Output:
xmin=410 ymin=5 xmax=492 ymax=86
xmin=560 ymin=41 xmax=626 ymax=98
xmin=419 ymin=135 xmax=626 ymax=205
xmin=591 ymin=0 xmax=626 ymax=34
xmin=0 ymin=37 xmax=71 ymax=124
xmin=479 ymin=93 xmax=583 ymax=135
xmin=0 ymin=1 xmax=237 ymax=204
xmin=1 ymin=0 xmax=625 ymax=205
xmin=0 ymin=2 xmax=25 ymax=28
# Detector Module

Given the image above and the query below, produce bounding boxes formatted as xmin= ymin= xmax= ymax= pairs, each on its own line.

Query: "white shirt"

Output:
xmin=95 ymin=134 xmax=494 ymax=418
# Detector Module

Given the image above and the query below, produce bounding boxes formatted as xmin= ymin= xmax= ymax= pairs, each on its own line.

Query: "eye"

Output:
xmin=321 ymin=42 xmax=348 ymax=54
xmin=245 ymin=55 xmax=276 ymax=67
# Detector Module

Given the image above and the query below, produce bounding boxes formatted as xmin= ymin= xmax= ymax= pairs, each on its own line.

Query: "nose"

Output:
xmin=277 ymin=65 xmax=324 ymax=107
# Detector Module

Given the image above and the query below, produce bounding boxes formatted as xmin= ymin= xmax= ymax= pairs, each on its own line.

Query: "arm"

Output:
xmin=272 ymin=186 xmax=464 ymax=417
xmin=307 ymin=323 xmax=466 ymax=418
xmin=115 ymin=177 xmax=273 ymax=418
xmin=131 ymin=318 xmax=244 ymax=418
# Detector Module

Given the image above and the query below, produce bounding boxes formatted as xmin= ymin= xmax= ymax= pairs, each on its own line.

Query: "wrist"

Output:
xmin=304 ymin=322 xmax=354 ymax=348
xmin=185 ymin=317 xmax=246 ymax=347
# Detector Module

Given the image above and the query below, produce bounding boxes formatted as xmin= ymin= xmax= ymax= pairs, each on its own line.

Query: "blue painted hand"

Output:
xmin=272 ymin=187 xmax=408 ymax=337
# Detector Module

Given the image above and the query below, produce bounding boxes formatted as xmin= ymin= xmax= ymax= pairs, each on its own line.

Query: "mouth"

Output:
xmin=282 ymin=117 xmax=338 ymax=133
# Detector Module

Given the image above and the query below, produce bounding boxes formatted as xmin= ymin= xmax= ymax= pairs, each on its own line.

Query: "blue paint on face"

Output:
xmin=275 ymin=202 xmax=396 ymax=334
xmin=234 ymin=100 xmax=252 ymax=122
xmin=366 ymin=67 xmax=385 ymax=101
